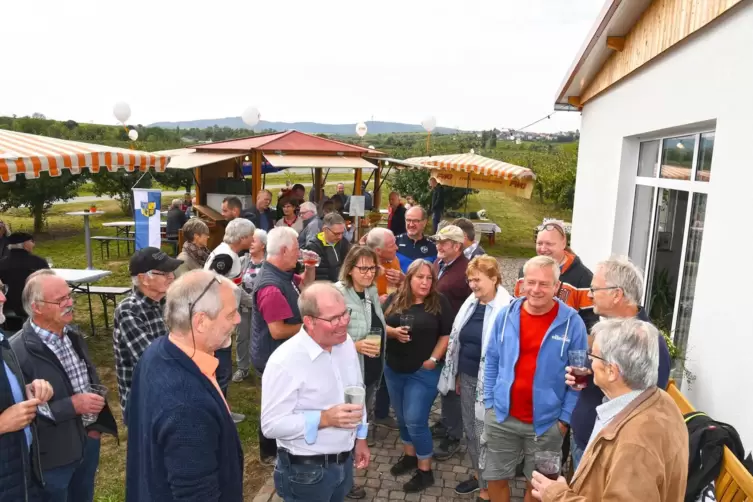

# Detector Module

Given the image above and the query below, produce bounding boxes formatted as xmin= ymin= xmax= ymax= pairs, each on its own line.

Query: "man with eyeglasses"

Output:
xmin=11 ymin=270 xmax=118 ymax=502
xmin=515 ymin=220 xmax=597 ymax=331
xmin=305 ymin=212 xmax=351 ymax=282
xmin=395 ymin=206 xmax=437 ymax=272
xmin=565 ymin=256 xmax=671 ymax=469
xmin=125 ymin=270 xmax=245 ymax=502
xmin=113 ymin=247 xmax=183 ymax=417
xmin=262 ymin=282 xmax=370 ymax=501
xmin=251 ymin=227 xmax=316 ymax=465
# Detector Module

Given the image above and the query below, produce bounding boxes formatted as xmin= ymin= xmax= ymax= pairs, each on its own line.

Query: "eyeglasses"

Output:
xmin=311 ymin=307 xmax=352 ymax=326
xmin=589 ymin=286 xmax=620 ymax=294
xmin=354 ymin=266 xmax=377 ymax=275
xmin=38 ymin=294 xmax=73 ymax=308
xmin=588 ymin=351 xmax=610 ymax=364
xmin=149 ymin=270 xmax=175 ymax=278
xmin=325 ymin=227 xmax=344 ymax=237
xmin=405 ymin=219 xmax=425 ymax=224
xmin=537 ymin=222 xmax=566 ymax=236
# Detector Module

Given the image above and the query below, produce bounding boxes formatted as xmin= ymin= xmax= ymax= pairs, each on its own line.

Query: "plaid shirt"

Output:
xmin=113 ymin=287 xmax=168 ymax=413
xmin=32 ymin=321 xmax=90 ymax=394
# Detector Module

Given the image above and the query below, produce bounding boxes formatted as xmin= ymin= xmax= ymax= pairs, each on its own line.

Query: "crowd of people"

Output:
xmin=0 ymin=180 xmax=691 ymax=502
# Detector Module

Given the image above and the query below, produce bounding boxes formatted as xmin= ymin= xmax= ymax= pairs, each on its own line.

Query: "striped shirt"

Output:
xmin=31 ymin=321 xmax=90 ymax=394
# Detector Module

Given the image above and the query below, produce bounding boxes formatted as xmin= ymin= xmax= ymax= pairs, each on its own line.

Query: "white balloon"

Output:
xmin=242 ymin=106 xmax=260 ymax=127
xmin=128 ymin=129 xmax=139 ymax=141
xmin=355 ymin=122 xmax=368 ymax=137
xmin=113 ymin=102 xmax=131 ymax=124
xmin=368 ymin=145 xmax=375 ymax=149
xmin=421 ymin=116 xmax=437 ymax=132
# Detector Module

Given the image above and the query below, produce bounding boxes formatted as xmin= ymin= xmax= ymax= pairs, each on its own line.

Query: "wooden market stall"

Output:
xmin=160 ymin=131 xmax=385 ymax=249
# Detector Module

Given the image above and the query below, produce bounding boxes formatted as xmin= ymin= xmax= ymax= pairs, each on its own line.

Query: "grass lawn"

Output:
xmin=0 ymin=184 xmax=568 ymax=501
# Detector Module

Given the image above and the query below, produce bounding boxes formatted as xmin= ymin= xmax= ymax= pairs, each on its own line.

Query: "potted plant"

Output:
xmin=90 ymin=204 xmax=97 ymax=213
xmin=658 ymin=327 xmax=696 ymax=388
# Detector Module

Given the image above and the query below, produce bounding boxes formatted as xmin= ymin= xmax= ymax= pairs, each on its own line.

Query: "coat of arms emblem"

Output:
xmin=140 ymin=201 xmax=156 ymax=217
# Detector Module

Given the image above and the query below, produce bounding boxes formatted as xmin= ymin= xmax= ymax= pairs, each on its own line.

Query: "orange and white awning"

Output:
xmin=0 ymin=129 xmax=170 ymax=182
xmin=403 ymin=153 xmax=535 ymax=180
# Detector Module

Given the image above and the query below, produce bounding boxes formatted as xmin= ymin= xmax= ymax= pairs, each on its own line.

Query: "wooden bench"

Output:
xmin=666 ymin=380 xmax=753 ymax=501
xmin=73 ymin=286 xmax=131 ymax=331
xmin=91 ymin=236 xmax=180 ymax=259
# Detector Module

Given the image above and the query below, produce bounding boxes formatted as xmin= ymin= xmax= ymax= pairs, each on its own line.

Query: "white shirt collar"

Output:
xmin=296 ymin=327 xmax=327 ymax=361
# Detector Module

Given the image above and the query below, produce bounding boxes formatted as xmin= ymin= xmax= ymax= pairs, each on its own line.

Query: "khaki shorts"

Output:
xmin=482 ymin=409 xmax=564 ymax=481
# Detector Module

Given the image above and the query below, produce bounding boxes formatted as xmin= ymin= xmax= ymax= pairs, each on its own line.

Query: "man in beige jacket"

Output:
xmin=532 ymin=318 xmax=688 ymax=502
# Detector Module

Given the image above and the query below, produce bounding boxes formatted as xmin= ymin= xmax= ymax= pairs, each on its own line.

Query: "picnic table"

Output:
xmin=100 ymin=221 xmax=169 ymax=256
xmin=473 ymin=221 xmax=502 ymax=245
xmin=53 ymin=268 xmax=111 ymax=337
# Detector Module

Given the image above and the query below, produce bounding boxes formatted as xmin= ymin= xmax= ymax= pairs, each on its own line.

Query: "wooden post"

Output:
xmin=373 ymin=161 xmax=382 ymax=209
xmin=314 ymin=167 xmax=323 ymax=203
xmin=194 ymin=167 xmax=202 ymax=204
xmin=251 ymin=149 xmax=263 ymax=203
xmin=353 ymin=168 xmax=363 ymax=195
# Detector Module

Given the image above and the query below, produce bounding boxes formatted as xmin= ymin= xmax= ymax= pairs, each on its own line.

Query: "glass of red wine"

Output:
xmin=568 ymin=349 xmax=589 ymax=390
xmin=298 ymin=250 xmax=321 ymax=268
xmin=399 ymin=314 xmax=414 ymax=342
xmin=534 ymin=451 xmax=562 ymax=481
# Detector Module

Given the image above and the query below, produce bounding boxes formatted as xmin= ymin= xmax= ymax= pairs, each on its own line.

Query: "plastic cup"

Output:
xmin=344 ymin=385 xmax=365 ymax=405
xmin=298 ymin=250 xmax=321 ymax=268
xmin=534 ymin=451 xmax=562 ymax=480
xmin=399 ymin=314 xmax=414 ymax=341
xmin=81 ymin=383 xmax=108 ymax=424
xmin=365 ymin=328 xmax=382 ymax=354
xmin=569 ymin=350 xmax=589 ymax=389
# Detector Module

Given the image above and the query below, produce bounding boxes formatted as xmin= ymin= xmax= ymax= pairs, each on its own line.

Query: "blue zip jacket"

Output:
xmin=484 ymin=297 xmax=588 ymax=436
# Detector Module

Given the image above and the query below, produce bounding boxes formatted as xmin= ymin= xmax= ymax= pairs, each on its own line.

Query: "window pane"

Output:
xmin=696 ymin=132 xmax=715 ymax=182
xmin=673 ymin=193 xmax=707 ymax=355
xmin=628 ymin=185 xmax=655 ymax=274
xmin=637 ymin=140 xmax=660 ymax=177
xmin=660 ymin=135 xmax=696 ymax=181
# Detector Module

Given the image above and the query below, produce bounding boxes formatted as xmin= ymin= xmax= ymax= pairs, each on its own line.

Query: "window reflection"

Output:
xmin=695 ymin=132 xmax=714 ymax=182
xmin=660 ymin=135 xmax=696 ymax=181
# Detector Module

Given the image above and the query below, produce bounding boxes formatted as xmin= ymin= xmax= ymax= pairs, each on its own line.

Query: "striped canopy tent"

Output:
xmin=399 ymin=153 xmax=536 ymax=199
xmin=0 ymin=129 xmax=170 ymax=183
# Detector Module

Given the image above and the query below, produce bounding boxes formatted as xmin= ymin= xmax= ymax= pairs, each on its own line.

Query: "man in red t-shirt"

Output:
xmin=483 ymin=256 xmax=588 ymax=502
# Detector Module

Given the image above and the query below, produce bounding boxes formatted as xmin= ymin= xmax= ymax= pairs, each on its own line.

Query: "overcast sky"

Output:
xmin=1 ymin=0 xmax=604 ymax=133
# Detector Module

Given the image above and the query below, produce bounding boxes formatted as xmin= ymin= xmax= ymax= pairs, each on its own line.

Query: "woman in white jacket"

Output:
xmin=438 ymin=256 xmax=511 ymax=501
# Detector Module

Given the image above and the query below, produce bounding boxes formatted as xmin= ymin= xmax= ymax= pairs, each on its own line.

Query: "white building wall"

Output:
xmin=571 ymin=2 xmax=753 ymax=449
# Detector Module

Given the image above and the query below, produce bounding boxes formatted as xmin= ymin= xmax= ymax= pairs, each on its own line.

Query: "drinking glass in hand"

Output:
xmin=82 ymin=384 xmax=108 ymax=425
xmin=344 ymin=384 xmax=365 ymax=405
xmin=569 ymin=350 xmax=589 ymax=389
xmin=534 ymin=451 xmax=562 ymax=481
xmin=298 ymin=250 xmax=321 ymax=268
xmin=399 ymin=314 xmax=414 ymax=342
xmin=365 ymin=328 xmax=382 ymax=356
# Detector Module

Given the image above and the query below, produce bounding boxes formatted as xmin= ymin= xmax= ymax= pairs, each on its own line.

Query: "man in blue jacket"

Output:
xmin=484 ymin=256 xmax=588 ymax=502
xmin=125 ymin=270 xmax=244 ymax=502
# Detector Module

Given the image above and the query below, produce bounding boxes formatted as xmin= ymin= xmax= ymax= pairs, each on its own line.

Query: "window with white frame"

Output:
xmin=628 ymin=130 xmax=714 ymax=360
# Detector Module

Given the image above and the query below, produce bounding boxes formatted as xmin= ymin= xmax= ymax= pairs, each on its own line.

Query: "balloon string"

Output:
xmin=123 ymin=124 xmax=135 ymax=150
xmin=426 ymin=132 xmax=431 ymax=154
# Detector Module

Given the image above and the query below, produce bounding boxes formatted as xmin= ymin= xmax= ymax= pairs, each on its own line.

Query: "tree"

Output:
xmin=88 ymin=170 xmax=153 ymax=215
xmin=0 ymin=172 xmax=86 ymax=232
xmin=155 ymin=169 xmax=193 ymax=193
xmin=388 ymin=169 xmax=472 ymax=212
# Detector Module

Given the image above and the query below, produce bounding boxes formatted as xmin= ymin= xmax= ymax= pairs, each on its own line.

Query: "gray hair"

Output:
xmin=406 ymin=205 xmax=428 ymax=220
xmin=299 ymin=201 xmax=317 ymax=214
xmin=594 ymin=318 xmax=659 ymax=390
xmin=323 ymin=212 xmax=345 ymax=227
xmin=8 ymin=243 xmax=25 ymax=250
xmin=22 ymin=269 xmax=57 ymax=317
xmin=171 ymin=199 xmax=182 ymax=209
xmin=298 ymin=282 xmax=343 ymax=318
xmin=365 ymin=227 xmax=394 ymax=250
xmin=164 ymin=269 xmax=236 ymax=333
xmin=254 ymin=229 xmax=268 ymax=248
xmin=267 ymin=227 xmax=299 ymax=256
xmin=182 ymin=218 xmax=210 ymax=243
xmin=597 ymin=256 xmax=644 ymax=306
xmin=257 ymin=189 xmax=272 ymax=201
xmin=223 ymin=218 xmax=255 ymax=244
xmin=523 ymin=255 xmax=561 ymax=283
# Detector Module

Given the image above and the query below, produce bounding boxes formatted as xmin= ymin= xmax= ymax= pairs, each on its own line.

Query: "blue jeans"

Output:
xmin=383 ymin=365 xmax=440 ymax=459
xmin=216 ymin=346 xmax=232 ymax=397
xmin=43 ymin=437 xmax=101 ymax=502
xmin=273 ymin=450 xmax=353 ymax=501
xmin=570 ymin=434 xmax=585 ymax=471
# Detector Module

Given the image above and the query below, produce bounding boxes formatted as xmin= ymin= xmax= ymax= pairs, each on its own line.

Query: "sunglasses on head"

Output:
xmin=537 ymin=222 xmax=566 ymax=236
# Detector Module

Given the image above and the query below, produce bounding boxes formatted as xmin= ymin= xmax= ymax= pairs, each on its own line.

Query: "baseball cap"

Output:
xmin=429 ymin=225 xmax=465 ymax=244
xmin=7 ymin=232 xmax=34 ymax=245
xmin=129 ymin=247 xmax=183 ymax=276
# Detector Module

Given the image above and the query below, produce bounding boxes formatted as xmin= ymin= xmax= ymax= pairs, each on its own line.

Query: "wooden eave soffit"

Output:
xmin=606 ymin=36 xmax=626 ymax=52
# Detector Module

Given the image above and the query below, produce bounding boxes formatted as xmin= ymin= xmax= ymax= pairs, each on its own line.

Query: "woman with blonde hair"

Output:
xmin=383 ymin=259 xmax=452 ymax=493
xmin=438 ymin=255 xmax=511 ymax=501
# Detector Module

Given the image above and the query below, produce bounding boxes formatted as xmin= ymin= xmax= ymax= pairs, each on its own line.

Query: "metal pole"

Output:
xmin=464 ymin=173 xmax=471 ymax=217
xmin=83 ymin=214 xmax=93 ymax=269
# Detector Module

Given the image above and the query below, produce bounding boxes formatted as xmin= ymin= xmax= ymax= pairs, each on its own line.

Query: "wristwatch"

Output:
xmin=429 ymin=356 xmax=439 ymax=364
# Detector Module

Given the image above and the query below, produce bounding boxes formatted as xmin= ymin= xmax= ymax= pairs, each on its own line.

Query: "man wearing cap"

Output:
xmin=113 ymin=247 xmax=182 ymax=417
xmin=428 ymin=225 xmax=471 ymax=461
xmin=0 ymin=233 xmax=49 ymax=331
xmin=205 ymin=218 xmax=255 ymax=424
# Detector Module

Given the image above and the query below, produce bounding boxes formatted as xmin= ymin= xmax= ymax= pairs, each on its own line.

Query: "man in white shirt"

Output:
xmin=205 ymin=218 xmax=255 ymax=424
xmin=261 ymin=282 xmax=370 ymax=501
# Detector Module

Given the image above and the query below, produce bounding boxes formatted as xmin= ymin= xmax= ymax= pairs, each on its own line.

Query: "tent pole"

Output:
xmin=464 ymin=172 xmax=471 ymax=217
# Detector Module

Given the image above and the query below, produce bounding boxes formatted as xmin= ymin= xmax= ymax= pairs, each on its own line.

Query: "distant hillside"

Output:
xmin=148 ymin=118 xmax=459 ymax=135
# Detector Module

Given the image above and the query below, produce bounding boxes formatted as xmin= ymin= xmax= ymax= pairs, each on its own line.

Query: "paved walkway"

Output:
xmin=252 ymin=258 xmax=528 ymax=502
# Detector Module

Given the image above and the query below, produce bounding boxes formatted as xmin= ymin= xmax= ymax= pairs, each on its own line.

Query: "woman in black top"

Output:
xmin=383 ymin=259 xmax=452 ymax=493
